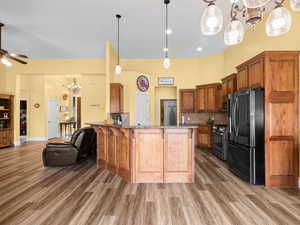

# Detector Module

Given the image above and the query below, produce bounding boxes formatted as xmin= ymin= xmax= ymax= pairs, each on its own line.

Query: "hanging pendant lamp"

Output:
xmin=115 ymin=14 xmax=122 ymax=75
xmin=266 ymin=1 xmax=292 ymax=37
xmin=163 ymin=0 xmax=171 ymax=69
xmin=201 ymin=0 xmax=223 ymax=36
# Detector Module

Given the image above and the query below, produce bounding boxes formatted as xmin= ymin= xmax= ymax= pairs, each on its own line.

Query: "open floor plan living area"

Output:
xmin=1 ymin=0 xmax=300 ymax=224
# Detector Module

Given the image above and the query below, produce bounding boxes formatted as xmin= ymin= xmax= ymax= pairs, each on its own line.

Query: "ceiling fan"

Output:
xmin=0 ymin=23 xmax=28 ymax=67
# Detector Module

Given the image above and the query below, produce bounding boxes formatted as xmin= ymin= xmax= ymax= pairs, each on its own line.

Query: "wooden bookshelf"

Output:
xmin=0 ymin=94 xmax=14 ymax=148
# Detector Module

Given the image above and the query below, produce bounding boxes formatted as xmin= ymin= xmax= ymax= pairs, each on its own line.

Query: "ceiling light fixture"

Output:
xmin=224 ymin=3 xmax=245 ymax=46
xmin=115 ymin=14 xmax=122 ymax=75
xmin=163 ymin=0 xmax=171 ymax=69
xmin=67 ymin=78 xmax=82 ymax=96
xmin=201 ymin=0 xmax=223 ymax=36
xmin=0 ymin=23 xmax=28 ymax=67
xmin=196 ymin=47 xmax=203 ymax=52
xmin=206 ymin=0 xmax=299 ymax=46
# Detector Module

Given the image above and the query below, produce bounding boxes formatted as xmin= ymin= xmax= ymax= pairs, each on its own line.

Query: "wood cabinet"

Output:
xmin=195 ymin=83 xmax=222 ymax=113
xmin=236 ymin=66 xmax=248 ymax=90
xmin=197 ymin=125 xmax=213 ymax=148
xmin=92 ymin=124 xmax=196 ymax=183
xmin=236 ymin=56 xmax=264 ymax=90
xmin=221 ymin=73 xmax=237 ymax=110
xmin=179 ymin=89 xmax=195 ymax=113
xmin=237 ymin=51 xmax=299 ymax=187
xmin=110 ymin=83 xmax=123 ymax=113
xmin=0 ymin=94 xmax=13 ymax=148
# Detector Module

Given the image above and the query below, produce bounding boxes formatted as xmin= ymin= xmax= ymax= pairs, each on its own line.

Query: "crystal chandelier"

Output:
xmin=200 ymin=0 xmax=299 ymax=46
xmin=67 ymin=79 xmax=82 ymax=96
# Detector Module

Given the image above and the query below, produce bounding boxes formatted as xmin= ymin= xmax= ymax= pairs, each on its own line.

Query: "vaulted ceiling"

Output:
xmin=1 ymin=0 xmax=232 ymax=59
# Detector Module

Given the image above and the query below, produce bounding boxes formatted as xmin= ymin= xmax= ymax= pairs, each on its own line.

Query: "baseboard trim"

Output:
xmin=14 ymin=141 xmax=21 ymax=146
xmin=27 ymin=137 xmax=48 ymax=142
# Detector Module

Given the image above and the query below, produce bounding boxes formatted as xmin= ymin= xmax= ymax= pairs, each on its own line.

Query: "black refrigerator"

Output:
xmin=227 ymin=88 xmax=265 ymax=185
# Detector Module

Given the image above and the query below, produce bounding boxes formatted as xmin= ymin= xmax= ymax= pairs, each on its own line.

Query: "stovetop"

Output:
xmin=213 ymin=124 xmax=227 ymax=132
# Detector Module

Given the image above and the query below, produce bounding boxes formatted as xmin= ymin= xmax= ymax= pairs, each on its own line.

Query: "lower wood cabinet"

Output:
xmin=197 ymin=125 xmax=212 ymax=148
xmin=0 ymin=129 xmax=12 ymax=148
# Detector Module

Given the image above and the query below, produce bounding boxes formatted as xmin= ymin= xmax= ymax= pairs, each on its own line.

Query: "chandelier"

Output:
xmin=201 ymin=0 xmax=299 ymax=46
xmin=67 ymin=79 xmax=82 ymax=96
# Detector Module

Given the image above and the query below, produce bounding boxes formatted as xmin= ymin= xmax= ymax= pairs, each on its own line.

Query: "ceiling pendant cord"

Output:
xmin=116 ymin=14 xmax=121 ymax=66
xmin=165 ymin=1 xmax=168 ymax=59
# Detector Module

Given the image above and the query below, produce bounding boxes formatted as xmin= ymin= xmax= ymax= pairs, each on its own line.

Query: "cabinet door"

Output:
xmin=164 ymin=129 xmax=194 ymax=183
xmin=195 ymin=87 xmax=206 ymax=112
xmin=237 ymin=67 xmax=248 ymax=90
xmin=197 ymin=133 xmax=211 ymax=148
xmin=248 ymin=59 xmax=264 ymax=88
xmin=134 ymin=129 xmax=164 ymax=183
xmin=207 ymin=86 xmax=219 ymax=112
xmin=227 ymin=76 xmax=237 ymax=94
xmin=180 ymin=90 xmax=195 ymax=113
xmin=110 ymin=83 xmax=123 ymax=113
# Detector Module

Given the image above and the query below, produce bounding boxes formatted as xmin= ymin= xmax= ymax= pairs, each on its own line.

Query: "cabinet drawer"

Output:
xmin=198 ymin=126 xmax=212 ymax=133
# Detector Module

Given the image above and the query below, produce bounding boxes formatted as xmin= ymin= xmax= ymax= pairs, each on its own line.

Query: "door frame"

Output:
xmin=157 ymin=98 xmax=177 ymax=125
xmin=47 ymin=98 xmax=59 ymax=139
xmin=20 ymin=98 xmax=28 ymax=143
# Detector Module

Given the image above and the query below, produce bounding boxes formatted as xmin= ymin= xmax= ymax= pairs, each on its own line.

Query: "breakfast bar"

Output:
xmin=88 ymin=123 xmax=197 ymax=183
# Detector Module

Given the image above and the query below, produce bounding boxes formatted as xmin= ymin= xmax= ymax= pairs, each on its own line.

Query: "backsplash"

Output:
xmin=180 ymin=112 xmax=227 ymax=125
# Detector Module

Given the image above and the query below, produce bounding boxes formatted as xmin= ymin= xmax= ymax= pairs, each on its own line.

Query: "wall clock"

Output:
xmin=136 ymin=75 xmax=149 ymax=92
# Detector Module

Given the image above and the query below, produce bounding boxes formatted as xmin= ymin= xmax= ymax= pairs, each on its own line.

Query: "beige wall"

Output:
xmin=224 ymin=3 xmax=300 ymax=74
xmin=0 ymin=65 xmax=6 ymax=93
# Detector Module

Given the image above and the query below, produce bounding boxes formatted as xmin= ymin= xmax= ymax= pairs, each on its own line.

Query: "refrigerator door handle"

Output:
xmin=236 ymin=97 xmax=239 ymax=136
xmin=232 ymin=97 xmax=237 ymax=136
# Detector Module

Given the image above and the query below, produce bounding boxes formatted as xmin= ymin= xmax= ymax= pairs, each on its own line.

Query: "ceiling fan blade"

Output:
xmin=9 ymin=53 xmax=28 ymax=58
xmin=0 ymin=49 xmax=8 ymax=55
xmin=6 ymin=54 xmax=27 ymax=64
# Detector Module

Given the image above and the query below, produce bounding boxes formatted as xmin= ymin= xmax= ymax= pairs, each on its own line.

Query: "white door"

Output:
xmin=48 ymin=99 xmax=59 ymax=139
xmin=163 ymin=101 xmax=177 ymax=126
xmin=136 ymin=93 xmax=150 ymax=126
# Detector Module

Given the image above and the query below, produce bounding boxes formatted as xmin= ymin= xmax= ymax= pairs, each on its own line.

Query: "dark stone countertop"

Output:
xmin=86 ymin=122 xmax=198 ymax=129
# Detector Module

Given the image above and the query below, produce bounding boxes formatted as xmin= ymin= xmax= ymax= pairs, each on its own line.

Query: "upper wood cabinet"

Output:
xmin=236 ymin=55 xmax=264 ymax=90
xmin=221 ymin=73 xmax=237 ymax=110
xmin=195 ymin=83 xmax=221 ymax=113
xmin=110 ymin=83 xmax=123 ymax=113
xmin=236 ymin=66 xmax=248 ymax=91
xmin=179 ymin=89 xmax=195 ymax=113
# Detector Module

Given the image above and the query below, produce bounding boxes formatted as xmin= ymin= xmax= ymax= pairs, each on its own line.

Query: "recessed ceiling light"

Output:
xmin=196 ymin=47 xmax=203 ymax=52
xmin=165 ymin=28 xmax=173 ymax=35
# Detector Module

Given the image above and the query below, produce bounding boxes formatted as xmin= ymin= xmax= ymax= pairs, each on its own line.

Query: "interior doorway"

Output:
xmin=136 ymin=93 xmax=150 ymax=126
xmin=20 ymin=99 xmax=27 ymax=144
xmin=72 ymin=96 xmax=81 ymax=129
xmin=48 ymin=99 xmax=59 ymax=139
xmin=160 ymin=99 xmax=177 ymax=126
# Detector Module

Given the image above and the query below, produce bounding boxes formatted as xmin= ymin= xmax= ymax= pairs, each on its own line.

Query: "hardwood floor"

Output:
xmin=0 ymin=142 xmax=300 ymax=225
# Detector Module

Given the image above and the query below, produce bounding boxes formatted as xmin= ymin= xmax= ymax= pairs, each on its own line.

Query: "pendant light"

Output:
xmin=163 ymin=0 xmax=171 ymax=69
xmin=224 ymin=3 xmax=244 ymax=46
xmin=115 ymin=14 xmax=122 ymax=75
xmin=290 ymin=0 xmax=300 ymax=11
xmin=242 ymin=0 xmax=271 ymax=8
xmin=266 ymin=1 xmax=292 ymax=37
xmin=201 ymin=0 xmax=223 ymax=36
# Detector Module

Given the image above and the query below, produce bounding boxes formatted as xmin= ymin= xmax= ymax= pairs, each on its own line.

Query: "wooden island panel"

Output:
xmin=91 ymin=124 xmax=196 ymax=183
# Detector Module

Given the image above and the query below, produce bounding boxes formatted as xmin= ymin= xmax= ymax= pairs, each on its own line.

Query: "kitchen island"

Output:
xmin=88 ymin=123 xmax=197 ymax=183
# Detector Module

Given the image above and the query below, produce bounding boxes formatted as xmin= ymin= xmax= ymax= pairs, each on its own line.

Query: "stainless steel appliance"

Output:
xmin=227 ymin=88 xmax=265 ymax=185
xmin=212 ymin=125 xmax=228 ymax=161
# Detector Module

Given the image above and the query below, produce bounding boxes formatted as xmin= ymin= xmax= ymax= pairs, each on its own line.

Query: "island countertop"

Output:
xmin=89 ymin=123 xmax=196 ymax=183
xmin=87 ymin=122 xmax=198 ymax=129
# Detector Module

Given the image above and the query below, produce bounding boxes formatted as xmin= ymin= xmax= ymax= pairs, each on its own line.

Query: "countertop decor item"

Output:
xmin=136 ymin=75 xmax=149 ymax=92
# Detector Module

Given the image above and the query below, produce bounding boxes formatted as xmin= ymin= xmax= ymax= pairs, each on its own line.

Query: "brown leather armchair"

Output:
xmin=42 ymin=127 xmax=96 ymax=167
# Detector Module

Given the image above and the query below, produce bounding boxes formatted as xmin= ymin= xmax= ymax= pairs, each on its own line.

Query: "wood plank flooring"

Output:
xmin=0 ymin=141 xmax=300 ymax=225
